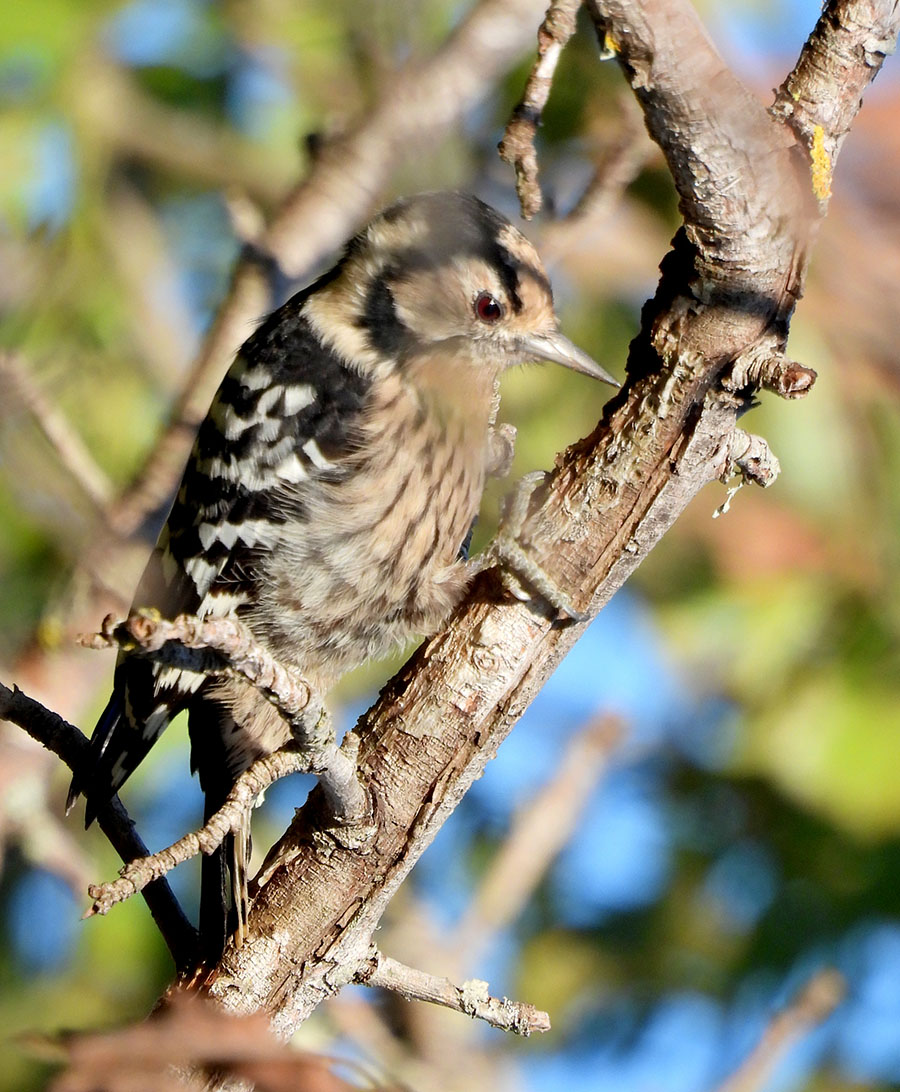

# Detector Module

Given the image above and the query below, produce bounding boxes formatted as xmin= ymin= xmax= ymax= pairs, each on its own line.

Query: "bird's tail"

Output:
xmin=69 ymin=659 xmax=176 ymax=827
xmin=65 ymin=688 xmax=124 ymax=816
xmin=232 ymin=824 xmax=251 ymax=948
xmin=196 ymin=797 xmax=251 ymax=964
xmin=189 ymin=699 xmax=251 ymax=965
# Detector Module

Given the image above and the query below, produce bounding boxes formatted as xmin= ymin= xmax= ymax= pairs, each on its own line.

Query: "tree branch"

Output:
xmin=0 ymin=681 xmax=198 ymax=971
xmin=86 ymin=748 xmax=316 ymax=918
xmin=773 ymin=0 xmax=900 ymax=189
xmin=0 ymin=350 xmax=114 ymax=514
xmin=498 ymin=0 xmax=583 ymax=218
xmin=448 ymin=713 xmax=622 ymax=964
xmin=714 ymin=969 xmax=846 ymax=1092
xmin=82 ymin=612 xmax=368 ymax=824
xmin=356 ymin=949 xmax=551 ymax=1036
xmin=203 ymin=0 xmax=899 ymax=1039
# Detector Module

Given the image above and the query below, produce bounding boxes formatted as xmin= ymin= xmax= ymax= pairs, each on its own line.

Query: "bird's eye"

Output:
xmin=474 ymin=292 xmax=504 ymax=324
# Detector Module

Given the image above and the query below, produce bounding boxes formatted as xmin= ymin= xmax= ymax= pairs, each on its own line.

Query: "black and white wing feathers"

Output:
xmin=73 ymin=301 xmax=370 ymax=822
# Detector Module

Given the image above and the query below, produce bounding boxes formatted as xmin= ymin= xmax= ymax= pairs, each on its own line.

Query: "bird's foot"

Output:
xmin=489 ymin=471 xmax=589 ymax=623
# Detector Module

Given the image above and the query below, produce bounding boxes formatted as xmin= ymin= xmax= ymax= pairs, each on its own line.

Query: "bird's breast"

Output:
xmin=250 ymin=372 xmax=494 ymax=683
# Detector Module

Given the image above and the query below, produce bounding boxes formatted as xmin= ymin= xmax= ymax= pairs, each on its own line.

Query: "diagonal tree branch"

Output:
xmin=447 ymin=713 xmax=623 ymax=966
xmin=0 ymin=681 xmax=198 ymax=971
xmin=202 ymin=0 xmax=900 ymax=1038
xmin=714 ymin=969 xmax=846 ymax=1092
xmin=0 ymin=350 xmax=115 ymax=515
xmin=773 ymin=0 xmax=900 ymax=174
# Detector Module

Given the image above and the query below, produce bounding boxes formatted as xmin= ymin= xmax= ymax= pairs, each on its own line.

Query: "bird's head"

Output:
xmin=306 ymin=192 xmax=618 ymax=387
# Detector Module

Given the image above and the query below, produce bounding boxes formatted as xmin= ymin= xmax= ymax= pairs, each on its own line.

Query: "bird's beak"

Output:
xmin=518 ymin=331 xmax=619 ymax=387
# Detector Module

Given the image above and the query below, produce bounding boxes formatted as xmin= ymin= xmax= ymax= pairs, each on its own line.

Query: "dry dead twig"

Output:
xmin=85 ymin=747 xmax=316 ymax=918
xmin=498 ymin=0 xmax=584 ymax=218
xmin=357 ymin=949 xmax=551 ymax=1036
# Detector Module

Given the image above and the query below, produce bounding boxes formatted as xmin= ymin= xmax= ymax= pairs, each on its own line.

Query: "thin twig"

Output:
xmin=357 ymin=948 xmax=551 ymax=1036
xmin=86 ymin=748 xmax=315 ymax=916
xmin=81 ymin=610 xmax=369 ymax=823
xmin=498 ymin=0 xmax=584 ymax=218
xmin=714 ymin=969 xmax=846 ymax=1092
xmin=0 ymin=680 xmax=198 ymax=971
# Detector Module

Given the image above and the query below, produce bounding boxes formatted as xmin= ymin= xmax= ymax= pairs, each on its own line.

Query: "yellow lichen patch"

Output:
xmin=599 ymin=30 xmax=618 ymax=59
xmin=810 ymin=125 xmax=833 ymax=201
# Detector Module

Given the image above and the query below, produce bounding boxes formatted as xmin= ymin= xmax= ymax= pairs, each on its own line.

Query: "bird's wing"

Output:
xmin=75 ymin=303 xmax=371 ymax=820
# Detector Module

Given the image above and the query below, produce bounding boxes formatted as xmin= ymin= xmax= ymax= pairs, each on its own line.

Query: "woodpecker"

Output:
xmin=70 ymin=191 xmax=617 ymax=962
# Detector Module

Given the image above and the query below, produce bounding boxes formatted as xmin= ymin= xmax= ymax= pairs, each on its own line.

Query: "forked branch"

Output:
xmin=205 ymin=0 xmax=899 ymax=1040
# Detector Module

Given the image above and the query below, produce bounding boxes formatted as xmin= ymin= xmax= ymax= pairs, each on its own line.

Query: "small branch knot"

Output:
xmin=726 ymin=346 xmax=817 ymax=400
xmin=726 ymin=429 xmax=781 ymax=489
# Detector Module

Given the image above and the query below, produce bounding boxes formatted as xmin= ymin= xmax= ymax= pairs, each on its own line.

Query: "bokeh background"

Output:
xmin=2 ymin=1 xmax=900 ymax=1089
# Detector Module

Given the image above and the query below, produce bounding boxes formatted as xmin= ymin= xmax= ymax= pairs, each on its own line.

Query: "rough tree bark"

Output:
xmin=196 ymin=0 xmax=900 ymax=1038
